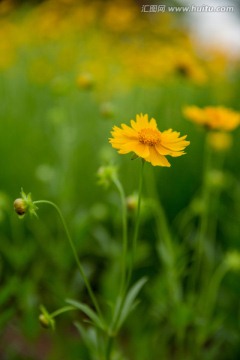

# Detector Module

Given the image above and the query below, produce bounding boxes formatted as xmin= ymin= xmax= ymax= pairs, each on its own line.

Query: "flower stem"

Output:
xmin=147 ymin=166 xmax=181 ymax=303
xmin=51 ymin=306 xmax=76 ymax=318
xmin=192 ymin=138 xmax=212 ymax=291
xmin=105 ymin=335 xmax=114 ymax=360
xmin=112 ymin=177 xmax=128 ymax=297
xmin=127 ymin=160 xmax=145 ymax=285
xmin=33 ymin=200 xmax=102 ymax=320
xmin=200 ymin=261 xmax=228 ymax=318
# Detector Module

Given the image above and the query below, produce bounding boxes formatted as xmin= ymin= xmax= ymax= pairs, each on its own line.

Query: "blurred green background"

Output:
xmin=0 ymin=0 xmax=240 ymax=359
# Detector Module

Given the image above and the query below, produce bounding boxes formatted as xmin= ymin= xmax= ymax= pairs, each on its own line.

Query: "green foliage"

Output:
xmin=0 ymin=1 xmax=240 ymax=359
xmin=66 ymin=299 xmax=106 ymax=331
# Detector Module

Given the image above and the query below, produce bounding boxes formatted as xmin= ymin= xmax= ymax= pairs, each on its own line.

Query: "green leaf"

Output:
xmin=74 ymin=322 xmax=98 ymax=348
xmin=111 ymin=296 xmax=122 ymax=329
xmin=66 ymin=299 xmax=106 ymax=331
xmin=115 ymin=277 xmax=147 ymax=331
xmin=74 ymin=322 xmax=105 ymax=358
xmin=20 ymin=188 xmax=26 ymax=199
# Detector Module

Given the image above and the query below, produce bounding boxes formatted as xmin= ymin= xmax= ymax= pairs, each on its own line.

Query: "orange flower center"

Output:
xmin=138 ymin=128 xmax=161 ymax=146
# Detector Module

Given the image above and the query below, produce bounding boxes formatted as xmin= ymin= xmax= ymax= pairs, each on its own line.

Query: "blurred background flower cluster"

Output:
xmin=0 ymin=0 xmax=240 ymax=359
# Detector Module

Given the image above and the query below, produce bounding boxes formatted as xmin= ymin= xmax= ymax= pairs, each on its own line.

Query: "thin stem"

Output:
xmin=107 ymin=178 xmax=128 ymax=341
xmin=208 ymin=151 xmax=226 ymax=251
xmin=33 ymin=200 xmax=103 ymax=320
xmin=112 ymin=177 xmax=128 ymax=297
xmin=191 ymin=138 xmax=212 ymax=292
xmin=127 ymin=160 xmax=145 ymax=285
xmin=107 ymin=178 xmax=128 ymax=343
xmin=105 ymin=335 xmax=114 ymax=360
xmin=200 ymin=261 xmax=228 ymax=318
xmin=147 ymin=166 xmax=181 ymax=303
xmin=110 ymin=161 xmax=145 ymax=340
xmin=147 ymin=166 xmax=172 ymax=251
xmin=51 ymin=306 xmax=76 ymax=318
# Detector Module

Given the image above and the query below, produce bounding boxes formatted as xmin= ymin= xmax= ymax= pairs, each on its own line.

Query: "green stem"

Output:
xmin=147 ymin=167 xmax=172 ymax=252
xmin=127 ymin=160 xmax=145 ymax=286
xmin=200 ymin=262 xmax=228 ymax=318
xmin=105 ymin=335 xmax=114 ymax=360
xmin=51 ymin=306 xmax=76 ymax=318
xmin=207 ymin=151 xmax=225 ymax=252
xmin=192 ymin=137 xmax=212 ymax=291
xmin=107 ymin=178 xmax=128 ymax=344
xmin=147 ymin=166 xmax=181 ymax=303
xmin=33 ymin=200 xmax=102 ymax=321
xmin=112 ymin=177 xmax=128 ymax=297
xmin=108 ymin=178 xmax=129 ymax=340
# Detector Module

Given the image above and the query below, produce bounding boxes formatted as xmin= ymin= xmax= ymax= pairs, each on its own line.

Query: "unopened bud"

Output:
xmin=14 ymin=198 xmax=26 ymax=217
xmin=97 ymin=165 xmax=118 ymax=188
xmin=76 ymin=72 xmax=94 ymax=90
xmin=39 ymin=305 xmax=55 ymax=330
xmin=39 ymin=314 xmax=51 ymax=329
xmin=100 ymin=102 xmax=115 ymax=119
xmin=126 ymin=194 xmax=138 ymax=212
xmin=13 ymin=189 xmax=38 ymax=218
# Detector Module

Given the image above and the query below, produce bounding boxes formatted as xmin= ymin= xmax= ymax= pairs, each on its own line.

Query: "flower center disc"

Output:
xmin=138 ymin=128 xmax=161 ymax=146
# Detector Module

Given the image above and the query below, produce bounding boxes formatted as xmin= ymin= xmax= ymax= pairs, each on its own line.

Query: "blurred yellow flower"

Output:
xmin=173 ymin=49 xmax=207 ymax=84
xmin=183 ymin=106 xmax=239 ymax=131
xmin=109 ymin=114 xmax=190 ymax=167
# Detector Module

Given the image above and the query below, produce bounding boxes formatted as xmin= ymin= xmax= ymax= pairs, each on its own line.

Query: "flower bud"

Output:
xmin=39 ymin=305 xmax=55 ymax=330
xmin=76 ymin=72 xmax=94 ymax=90
xmin=14 ymin=198 xmax=26 ymax=217
xmin=39 ymin=314 xmax=51 ymax=329
xmin=13 ymin=189 xmax=38 ymax=218
xmin=126 ymin=194 xmax=138 ymax=212
xmin=100 ymin=102 xmax=115 ymax=119
xmin=97 ymin=165 xmax=118 ymax=188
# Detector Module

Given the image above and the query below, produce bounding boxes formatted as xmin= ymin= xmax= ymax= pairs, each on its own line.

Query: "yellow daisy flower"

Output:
xmin=183 ymin=106 xmax=240 ymax=131
xmin=109 ymin=114 xmax=190 ymax=167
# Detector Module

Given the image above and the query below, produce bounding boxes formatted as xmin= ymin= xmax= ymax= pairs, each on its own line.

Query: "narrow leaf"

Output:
xmin=74 ymin=322 xmax=96 ymax=348
xmin=66 ymin=299 xmax=105 ymax=330
xmin=116 ymin=277 xmax=147 ymax=330
xmin=74 ymin=322 xmax=104 ymax=357
xmin=111 ymin=295 xmax=123 ymax=327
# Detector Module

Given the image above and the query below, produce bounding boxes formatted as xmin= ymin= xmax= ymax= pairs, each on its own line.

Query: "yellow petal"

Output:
xmin=132 ymin=143 xmax=150 ymax=158
xmin=146 ymin=147 xmax=170 ymax=167
xmin=131 ymin=114 xmax=149 ymax=131
xmin=116 ymin=140 xmax=141 ymax=154
xmin=155 ymin=143 xmax=171 ymax=155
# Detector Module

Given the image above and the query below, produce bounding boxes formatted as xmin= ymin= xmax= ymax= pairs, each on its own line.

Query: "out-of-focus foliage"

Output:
xmin=0 ymin=0 xmax=240 ymax=359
